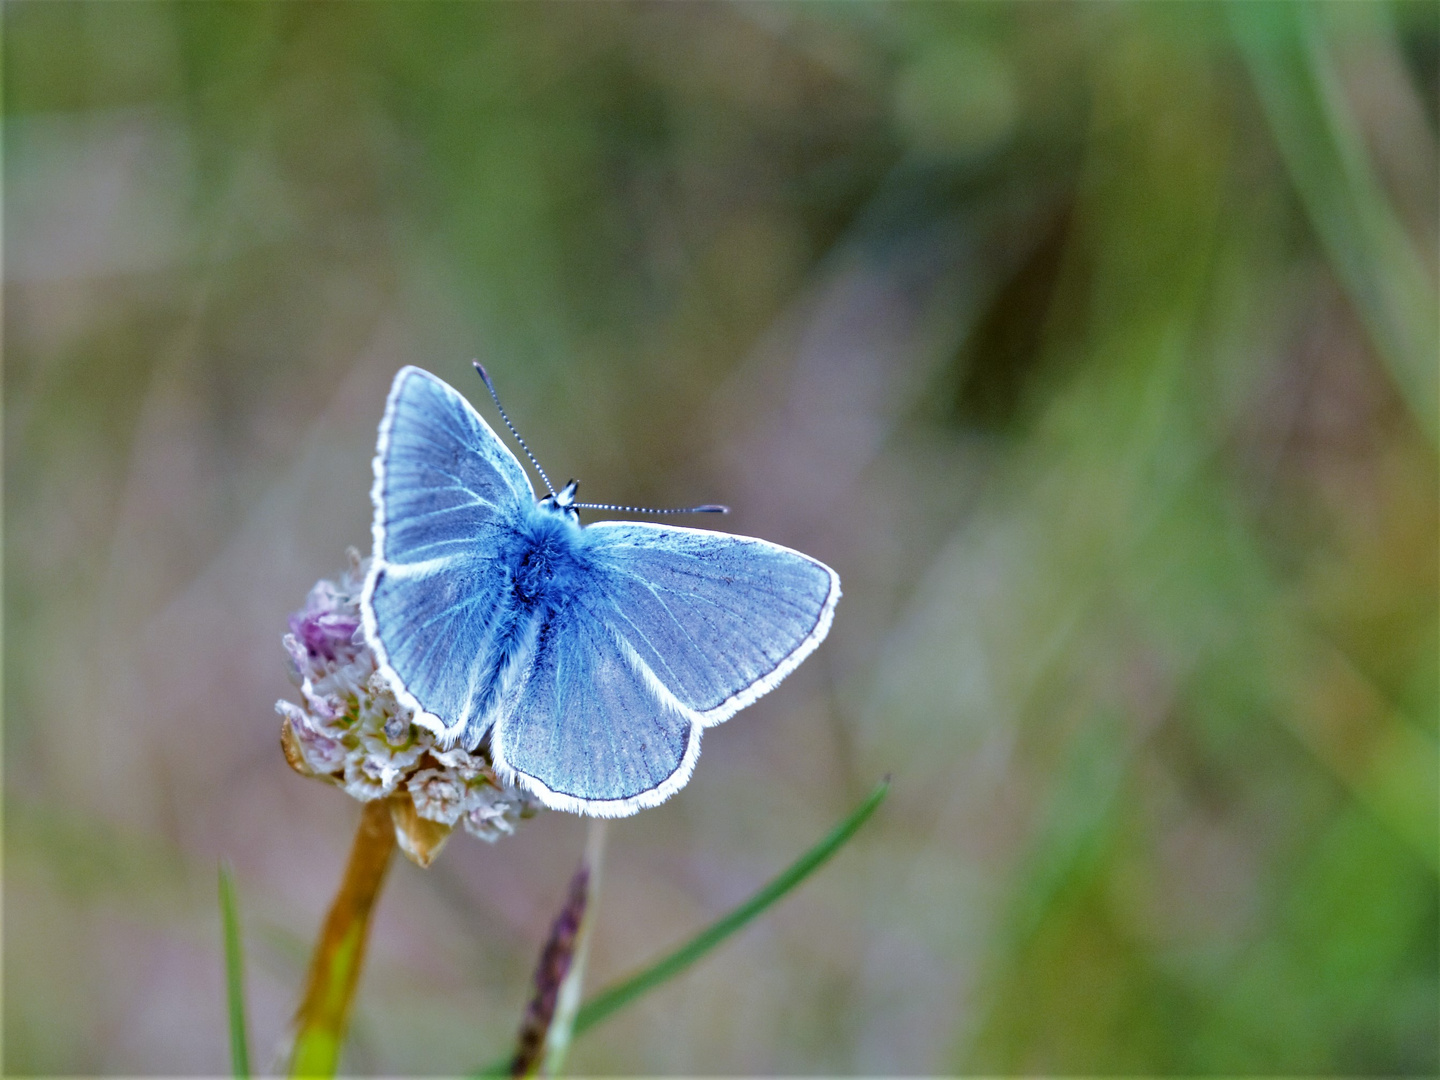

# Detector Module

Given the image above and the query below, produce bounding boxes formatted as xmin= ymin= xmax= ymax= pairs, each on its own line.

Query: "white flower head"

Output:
xmin=276 ymin=550 xmax=542 ymax=864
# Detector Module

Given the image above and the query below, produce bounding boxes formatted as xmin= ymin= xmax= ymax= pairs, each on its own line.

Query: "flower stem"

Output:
xmin=289 ymin=797 xmax=396 ymax=1078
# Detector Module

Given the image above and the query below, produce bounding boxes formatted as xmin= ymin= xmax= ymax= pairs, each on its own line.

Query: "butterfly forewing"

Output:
xmin=363 ymin=367 xmax=536 ymax=742
xmin=374 ymin=366 xmax=533 ymax=559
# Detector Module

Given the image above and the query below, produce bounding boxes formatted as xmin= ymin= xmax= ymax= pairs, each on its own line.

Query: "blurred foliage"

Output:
xmin=4 ymin=1 xmax=1436 ymax=1074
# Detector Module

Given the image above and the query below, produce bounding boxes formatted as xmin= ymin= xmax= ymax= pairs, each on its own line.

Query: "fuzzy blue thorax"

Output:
xmin=512 ymin=493 xmax=588 ymax=606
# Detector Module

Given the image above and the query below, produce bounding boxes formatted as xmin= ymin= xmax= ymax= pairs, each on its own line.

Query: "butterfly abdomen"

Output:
xmin=450 ymin=512 xmax=589 ymax=751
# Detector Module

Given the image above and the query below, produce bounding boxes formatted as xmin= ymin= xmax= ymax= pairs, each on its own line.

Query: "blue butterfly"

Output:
xmin=360 ymin=365 xmax=840 ymax=817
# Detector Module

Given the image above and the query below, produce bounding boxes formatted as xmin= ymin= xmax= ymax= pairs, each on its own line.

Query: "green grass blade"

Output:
xmin=1229 ymin=0 xmax=1439 ymax=446
xmin=574 ymin=777 xmax=889 ymax=1037
xmin=219 ymin=861 xmax=252 ymax=1079
xmin=471 ymin=777 xmax=888 ymax=1078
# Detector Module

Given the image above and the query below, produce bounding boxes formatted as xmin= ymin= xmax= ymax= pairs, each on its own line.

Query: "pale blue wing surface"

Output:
xmin=373 ymin=366 xmax=533 ymax=562
xmin=493 ymin=522 xmax=839 ymax=813
xmin=363 ymin=366 xmax=535 ymax=741
xmin=580 ymin=522 xmax=840 ymax=723
xmin=496 ymin=595 xmax=698 ymax=814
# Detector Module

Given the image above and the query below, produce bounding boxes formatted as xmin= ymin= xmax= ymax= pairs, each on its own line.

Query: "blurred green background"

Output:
xmin=5 ymin=1 xmax=1436 ymax=1074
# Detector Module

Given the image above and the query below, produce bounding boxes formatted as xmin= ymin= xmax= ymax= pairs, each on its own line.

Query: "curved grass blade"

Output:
xmin=1229 ymin=0 xmax=1438 ymax=446
xmin=219 ymin=861 xmax=252 ymax=1078
xmin=576 ymin=777 xmax=889 ymax=1036
xmin=472 ymin=777 xmax=889 ymax=1077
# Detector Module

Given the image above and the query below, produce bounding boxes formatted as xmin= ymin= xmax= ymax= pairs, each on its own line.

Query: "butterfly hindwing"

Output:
xmin=491 ymin=522 xmax=838 ymax=813
xmin=494 ymin=592 xmax=699 ymax=815
xmin=363 ymin=366 xmax=536 ymax=742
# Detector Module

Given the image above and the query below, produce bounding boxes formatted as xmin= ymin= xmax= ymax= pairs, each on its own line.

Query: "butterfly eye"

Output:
xmin=538 ymin=482 xmax=581 ymax=522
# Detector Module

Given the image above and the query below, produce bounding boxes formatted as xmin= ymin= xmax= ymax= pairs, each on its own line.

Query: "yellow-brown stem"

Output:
xmin=289 ymin=797 xmax=396 ymax=1077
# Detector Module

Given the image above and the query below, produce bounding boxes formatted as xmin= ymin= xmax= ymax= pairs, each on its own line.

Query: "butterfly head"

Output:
xmin=538 ymin=479 xmax=581 ymax=524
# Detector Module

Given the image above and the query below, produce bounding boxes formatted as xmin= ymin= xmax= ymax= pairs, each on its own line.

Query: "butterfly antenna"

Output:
xmin=572 ymin=501 xmax=729 ymax=515
xmin=472 ymin=361 xmax=556 ymax=497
